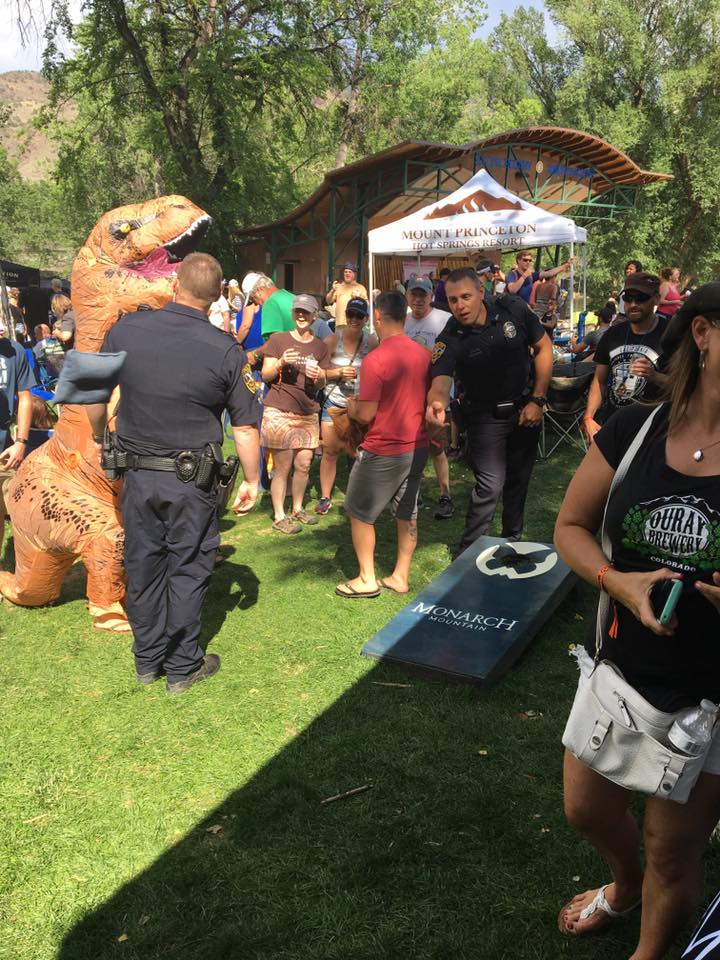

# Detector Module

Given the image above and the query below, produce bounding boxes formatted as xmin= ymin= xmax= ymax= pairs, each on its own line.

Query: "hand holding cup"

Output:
xmin=304 ymin=357 xmax=321 ymax=380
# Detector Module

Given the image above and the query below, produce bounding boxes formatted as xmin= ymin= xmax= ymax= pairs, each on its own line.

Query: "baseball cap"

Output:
xmin=407 ymin=277 xmax=433 ymax=294
xmin=53 ymin=349 xmax=127 ymax=405
xmin=621 ymin=272 xmax=661 ymax=297
xmin=343 ymin=261 xmax=357 ymax=272
xmin=229 ymin=278 xmax=238 ymax=286
xmin=241 ymin=272 xmax=263 ymax=298
xmin=346 ymin=297 xmax=369 ymax=317
xmin=292 ymin=294 xmax=319 ymax=314
xmin=662 ymin=281 xmax=720 ymax=355
xmin=474 ymin=258 xmax=496 ymax=278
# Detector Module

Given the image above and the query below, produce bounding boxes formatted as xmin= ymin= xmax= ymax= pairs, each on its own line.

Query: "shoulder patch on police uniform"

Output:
xmin=432 ymin=341 xmax=446 ymax=364
xmin=242 ymin=363 xmax=257 ymax=394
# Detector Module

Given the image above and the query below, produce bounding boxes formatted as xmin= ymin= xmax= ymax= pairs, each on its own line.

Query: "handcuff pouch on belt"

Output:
xmin=450 ymin=397 xmax=520 ymax=429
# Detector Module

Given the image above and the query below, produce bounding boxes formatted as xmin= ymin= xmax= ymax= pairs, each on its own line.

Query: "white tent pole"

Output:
xmin=368 ymin=251 xmax=375 ymax=335
xmin=568 ymin=241 xmax=575 ymax=329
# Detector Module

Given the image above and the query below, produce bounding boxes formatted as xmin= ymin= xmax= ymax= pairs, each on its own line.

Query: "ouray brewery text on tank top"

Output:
xmin=622 ymin=495 xmax=720 ymax=571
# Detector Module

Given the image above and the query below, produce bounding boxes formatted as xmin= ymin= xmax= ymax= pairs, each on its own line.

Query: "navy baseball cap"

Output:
xmin=346 ymin=297 xmax=369 ymax=317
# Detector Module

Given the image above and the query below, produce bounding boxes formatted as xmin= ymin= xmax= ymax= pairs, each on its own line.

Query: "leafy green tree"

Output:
xmin=43 ymin=0 xmax=343 ymax=254
xmin=491 ymin=0 xmax=720 ymax=293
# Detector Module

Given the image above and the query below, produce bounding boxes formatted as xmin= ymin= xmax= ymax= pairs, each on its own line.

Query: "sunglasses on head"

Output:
xmin=622 ymin=290 xmax=652 ymax=304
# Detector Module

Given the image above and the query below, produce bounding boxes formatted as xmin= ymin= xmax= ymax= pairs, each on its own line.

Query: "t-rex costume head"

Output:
xmin=72 ymin=196 xmax=211 ymax=352
xmin=0 ymin=196 xmax=212 ymax=630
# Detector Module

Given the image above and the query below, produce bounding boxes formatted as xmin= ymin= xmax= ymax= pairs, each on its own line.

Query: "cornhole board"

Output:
xmin=362 ymin=536 xmax=577 ymax=685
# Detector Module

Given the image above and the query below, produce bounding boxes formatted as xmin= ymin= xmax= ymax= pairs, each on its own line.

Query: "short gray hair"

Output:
xmin=252 ymin=274 xmax=275 ymax=294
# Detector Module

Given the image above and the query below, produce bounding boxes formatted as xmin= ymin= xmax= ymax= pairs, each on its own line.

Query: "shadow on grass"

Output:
xmin=54 ymin=632 xmax=666 ymax=960
xmin=55 ymin=567 xmax=650 ymax=960
xmin=48 ymin=452 xmax=702 ymax=959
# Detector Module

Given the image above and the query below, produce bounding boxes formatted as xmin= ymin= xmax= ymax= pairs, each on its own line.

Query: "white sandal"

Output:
xmin=558 ymin=884 xmax=641 ymax=936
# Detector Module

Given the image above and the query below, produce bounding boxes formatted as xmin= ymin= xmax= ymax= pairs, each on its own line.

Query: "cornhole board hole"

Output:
xmin=362 ymin=537 xmax=577 ymax=685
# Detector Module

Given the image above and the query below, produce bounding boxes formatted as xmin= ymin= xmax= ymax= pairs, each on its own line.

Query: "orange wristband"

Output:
xmin=597 ymin=563 xmax=613 ymax=591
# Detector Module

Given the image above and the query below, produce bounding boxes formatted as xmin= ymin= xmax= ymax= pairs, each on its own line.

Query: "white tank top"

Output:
xmin=324 ymin=328 xmax=371 ymax=407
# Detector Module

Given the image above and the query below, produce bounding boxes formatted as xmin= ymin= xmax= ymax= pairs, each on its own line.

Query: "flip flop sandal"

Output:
xmin=378 ymin=578 xmax=409 ymax=595
xmin=558 ymin=884 xmax=641 ymax=937
xmin=335 ymin=582 xmax=380 ymax=599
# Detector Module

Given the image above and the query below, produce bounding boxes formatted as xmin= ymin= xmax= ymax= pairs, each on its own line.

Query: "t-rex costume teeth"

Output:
xmin=0 ymin=196 xmax=212 ymax=630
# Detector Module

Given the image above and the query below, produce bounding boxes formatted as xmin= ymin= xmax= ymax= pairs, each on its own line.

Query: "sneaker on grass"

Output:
xmin=292 ymin=509 xmax=319 ymax=526
xmin=315 ymin=497 xmax=332 ymax=515
xmin=272 ymin=516 xmax=302 ymax=534
xmin=434 ymin=495 xmax=454 ymax=520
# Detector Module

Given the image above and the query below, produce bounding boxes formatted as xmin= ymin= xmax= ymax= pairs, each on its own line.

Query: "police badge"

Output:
xmin=503 ymin=321 xmax=517 ymax=339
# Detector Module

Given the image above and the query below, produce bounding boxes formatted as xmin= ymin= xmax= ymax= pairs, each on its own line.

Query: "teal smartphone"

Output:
xmin=653 ymin=579 xmax=683 ymax=626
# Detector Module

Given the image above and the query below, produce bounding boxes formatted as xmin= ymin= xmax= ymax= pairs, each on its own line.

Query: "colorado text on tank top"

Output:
xmin=325 ymin=327 xmax=371 ymax=407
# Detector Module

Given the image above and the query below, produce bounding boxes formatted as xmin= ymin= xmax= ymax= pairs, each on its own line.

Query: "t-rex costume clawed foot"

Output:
xmin=0 ymin=197 xmax=212 ymax=629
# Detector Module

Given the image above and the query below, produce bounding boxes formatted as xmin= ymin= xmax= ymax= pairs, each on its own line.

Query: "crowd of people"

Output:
xmin=2 ymin=247 xmax=720 ymax=959
xmin=4 ymin=278 xmax=75 ymax=382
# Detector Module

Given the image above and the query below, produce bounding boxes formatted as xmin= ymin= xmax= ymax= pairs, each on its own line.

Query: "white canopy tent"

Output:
xmin=367 ymin=168 xmax=588 ymax=321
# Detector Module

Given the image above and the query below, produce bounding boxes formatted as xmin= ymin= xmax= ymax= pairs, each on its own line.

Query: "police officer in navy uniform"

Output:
xmin=89 ymin=253 xmax=261 ymax=694
xmin=426 ymin=264 xmax=552 ymax=552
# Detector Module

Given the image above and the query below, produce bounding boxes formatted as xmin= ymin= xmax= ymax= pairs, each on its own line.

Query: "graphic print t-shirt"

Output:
xmin=404 ymin=307 xmax=450 ymax=349
xmin=592 ymin=404 xmax=720 ymax=710
xmin=0 ymin=338 xmax=36 ymax=450
xmin=262 ymin=331 xmax=330 ymax=416
xmin=593 ymin=317 xmax=666 ymax=419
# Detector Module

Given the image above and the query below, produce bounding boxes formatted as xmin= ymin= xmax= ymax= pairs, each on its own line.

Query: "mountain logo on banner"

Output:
xmin=425 ymin=188 xmax=523 ymax=219
xmin=476 ymin=542 xmax=558 ymax=580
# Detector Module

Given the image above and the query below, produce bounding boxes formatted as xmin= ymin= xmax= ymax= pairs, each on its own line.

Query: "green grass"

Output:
xmin=1 ymin=451 xmax=717 ymax=960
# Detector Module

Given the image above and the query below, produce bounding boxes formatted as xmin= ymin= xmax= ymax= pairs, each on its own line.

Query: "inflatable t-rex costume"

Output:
xmin=0 ymin=196 xmax=211 ymax=630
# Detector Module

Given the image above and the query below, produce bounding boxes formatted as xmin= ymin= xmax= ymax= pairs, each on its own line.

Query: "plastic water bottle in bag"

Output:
xmin=668 ymin=700 xmax=717 ymax=756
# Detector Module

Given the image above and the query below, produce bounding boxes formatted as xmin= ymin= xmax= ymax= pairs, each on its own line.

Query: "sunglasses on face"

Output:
xmin=622 ymin=290 xmax=652 ymax=304
xmin=346 ymin=312 xmax=366 ymax=321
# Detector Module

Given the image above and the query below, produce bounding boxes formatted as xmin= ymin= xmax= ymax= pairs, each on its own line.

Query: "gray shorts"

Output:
xmin=344 ymin=447 xmax=429 ymax=524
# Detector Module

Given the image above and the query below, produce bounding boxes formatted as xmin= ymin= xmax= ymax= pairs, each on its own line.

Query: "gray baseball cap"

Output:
xmin=292 ymin=294 xmax=319 ymax=314
xmin=407 ymin=277 xmax=433 ymax=294
xmin=53 ymin=350 xmax=127 ymax=404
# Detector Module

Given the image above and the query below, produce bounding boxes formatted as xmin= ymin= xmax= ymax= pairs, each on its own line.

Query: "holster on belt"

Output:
xmin=101 ymin=428 xmax=128 ymax=480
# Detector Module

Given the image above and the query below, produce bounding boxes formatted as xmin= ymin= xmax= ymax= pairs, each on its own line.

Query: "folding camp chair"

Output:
xmin=537 ymin=368 xmax=594 ymax=459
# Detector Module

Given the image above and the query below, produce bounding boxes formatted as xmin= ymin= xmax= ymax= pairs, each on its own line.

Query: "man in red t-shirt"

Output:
xmin=336 ymin=290 xmax=431 ymax=599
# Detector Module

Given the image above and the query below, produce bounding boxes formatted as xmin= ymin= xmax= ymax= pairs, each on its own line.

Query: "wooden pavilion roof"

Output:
xmin=236 ymin=126 xmax=672 ymax=237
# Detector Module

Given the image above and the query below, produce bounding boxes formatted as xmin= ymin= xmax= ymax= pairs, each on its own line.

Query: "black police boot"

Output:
xmin=136 ymin=667 xmax=165 ymax=685
xmin=166 ymin=654 xmax=221 ymax=695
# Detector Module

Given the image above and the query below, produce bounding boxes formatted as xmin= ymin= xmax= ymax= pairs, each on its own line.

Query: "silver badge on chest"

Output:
xmin=503 ymin=321 xmax=517 ymax=339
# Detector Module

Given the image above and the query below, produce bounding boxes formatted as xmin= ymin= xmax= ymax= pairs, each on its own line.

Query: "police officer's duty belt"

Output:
xmin=101 ymin=433 xmax=239 ymax=493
